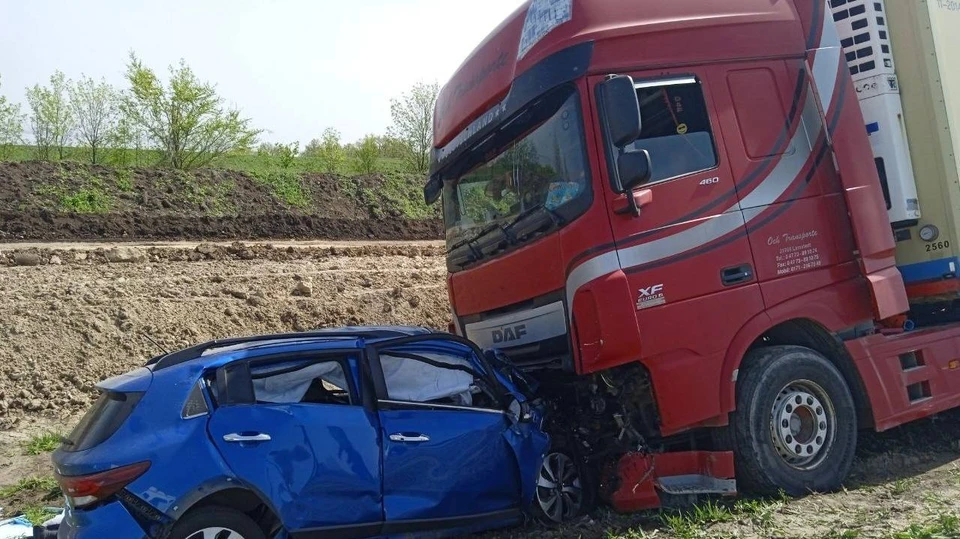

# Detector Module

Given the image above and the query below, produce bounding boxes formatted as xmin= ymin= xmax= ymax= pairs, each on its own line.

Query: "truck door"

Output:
xmin=589 ymin=69 xmax=765 ymax=431
xmin=711 ymin=59 xmax=858 ymax=310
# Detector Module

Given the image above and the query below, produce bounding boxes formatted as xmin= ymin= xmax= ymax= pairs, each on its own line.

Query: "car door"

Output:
xmin=368 ymin=336 xmax=539 ymax=535
xmin=206 ymin=352 xmax=383 ymax=537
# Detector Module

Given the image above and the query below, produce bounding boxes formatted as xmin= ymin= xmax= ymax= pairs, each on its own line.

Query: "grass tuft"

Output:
xmin=23 ymin=432 xmax=63 ymax=455
xmin=251 ymin=170 xmax=309 ymax=207
xmin=0 ymin=476 xmax=59 ymax=498
xmin=893 ymin=512 xmax=960 ymax=539
xmin=60 ymin=188 xmax=112 ymax=214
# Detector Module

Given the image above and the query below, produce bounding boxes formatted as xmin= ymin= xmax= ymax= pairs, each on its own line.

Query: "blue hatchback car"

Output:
xmin=50 ymin=327 xmax=582 ymax=539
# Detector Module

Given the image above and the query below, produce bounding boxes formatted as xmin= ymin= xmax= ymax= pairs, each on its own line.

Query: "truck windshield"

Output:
xmin=442 ymin=87 xmax=589 ymax=251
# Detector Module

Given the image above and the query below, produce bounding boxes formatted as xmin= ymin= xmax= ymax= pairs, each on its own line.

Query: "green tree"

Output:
xmin=318 ymin=127 xmax=344 ymax=174
xmin=121 ymin=53 xmax=259 ymax=169
xmin=388 ymin=81 xmax=439 ymax=175
xmin=70 ymin=75 xmax=119 ymax=164
xmin=26 ymin=71 xmax=74 ymax=160
xmin=106 ymin=110 xmax=148 ymax=167
xmin=275 ymin=141 xmax=300 ymax=169
xmin=0 ymin=76 xmax=25 ymax=160
xmin=354 ymin=134 xmax=380 ymax=174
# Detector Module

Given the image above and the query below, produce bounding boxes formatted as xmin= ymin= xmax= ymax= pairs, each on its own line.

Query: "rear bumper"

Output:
xmin=56 ymin=502 xmax=146 ymax=539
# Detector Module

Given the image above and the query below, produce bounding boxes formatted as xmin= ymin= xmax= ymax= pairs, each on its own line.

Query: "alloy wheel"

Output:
xmin=536 ymin=452 xmax=584 ymax=523
xmin=186 ymin=528 xmax=247 ymax=539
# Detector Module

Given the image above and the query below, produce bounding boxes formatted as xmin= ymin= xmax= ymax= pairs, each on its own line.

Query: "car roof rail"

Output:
xmin=147 ymin=327 xmax=427 ymax=371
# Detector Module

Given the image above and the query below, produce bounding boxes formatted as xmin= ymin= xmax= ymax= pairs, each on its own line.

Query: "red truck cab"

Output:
xmin=426 ymin=0 xmax=960 ymax=513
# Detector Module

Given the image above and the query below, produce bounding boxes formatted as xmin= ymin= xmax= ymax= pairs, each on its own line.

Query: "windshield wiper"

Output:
xmin=449 ymin=222 xmax=510 ymax=266
xmin=505 ymin=204 xmax=565 ymax=236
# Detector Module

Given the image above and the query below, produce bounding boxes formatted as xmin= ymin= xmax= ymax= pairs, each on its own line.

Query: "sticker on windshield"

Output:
xmin=518 ymin=0 xmax=573 ymax=60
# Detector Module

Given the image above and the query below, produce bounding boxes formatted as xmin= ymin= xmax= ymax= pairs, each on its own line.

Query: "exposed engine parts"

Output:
xmin=538 ymin=364 xmax=662 ymax=464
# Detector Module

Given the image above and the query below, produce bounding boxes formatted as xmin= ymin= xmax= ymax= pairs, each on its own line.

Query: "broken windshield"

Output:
xmin=442 ymin=86 xmax=590 ymax=255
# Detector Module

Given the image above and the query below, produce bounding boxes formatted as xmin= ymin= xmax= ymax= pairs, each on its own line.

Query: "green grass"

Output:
xmin=115 ymin=168 xmax=134 ymax=192
xmin=60 ymin=188 xmax=112 ymax=213
xmin=893 ymin=513 xmax=960 ymax=539
xmin=23 ymin=432 xmax=63 ymax=455
xmin=251 ymin=170 xmax=309 ymax=207
xmin=0 ymin=476 xmax=59 ymax=498
xmin=22 ymin=505 xmax=59 ymax=526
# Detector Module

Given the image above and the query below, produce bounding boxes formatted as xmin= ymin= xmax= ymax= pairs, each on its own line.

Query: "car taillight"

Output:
xmin=56 ymin=461 xmax=151 ymax=508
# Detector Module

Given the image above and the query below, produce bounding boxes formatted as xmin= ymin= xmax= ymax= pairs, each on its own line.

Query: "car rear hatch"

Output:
xmin=55 ymin=368 xmax=153 ymax=472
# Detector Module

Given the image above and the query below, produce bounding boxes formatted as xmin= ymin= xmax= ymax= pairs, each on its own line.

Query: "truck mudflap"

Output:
xmin=602 ymin=452 xmax=736 ymax=512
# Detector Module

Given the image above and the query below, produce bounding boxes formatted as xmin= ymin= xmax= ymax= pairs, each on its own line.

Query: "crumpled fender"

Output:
xmin=502 ymin=405 xmax=550 ymax=509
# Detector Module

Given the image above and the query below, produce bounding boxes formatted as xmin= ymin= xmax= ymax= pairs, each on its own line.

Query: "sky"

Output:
xmin=0 ymin=0 xmax=526 ymax=145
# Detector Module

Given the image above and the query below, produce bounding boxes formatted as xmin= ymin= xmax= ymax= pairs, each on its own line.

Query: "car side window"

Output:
xmin=379 ymin=348 xmax=497 ymax=410
xmin=250 ymin=358 xmax=353 ymax=406
xmin=623 ymin=77 xmax=718 ymax=184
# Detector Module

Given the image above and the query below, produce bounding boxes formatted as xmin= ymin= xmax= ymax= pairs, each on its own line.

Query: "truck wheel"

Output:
xmin=730 ymin=345 xmax=857 ymax=496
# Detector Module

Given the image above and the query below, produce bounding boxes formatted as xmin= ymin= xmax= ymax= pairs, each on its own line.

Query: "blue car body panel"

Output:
xmin=379 ymin=408 xmax=521 ymax=522
xmin=58 ymin=501 xmax=147 ymax=539
xmin=207 ymin=403 xmax=384 ymax=531
xmin=52 ymin=327 xmax=549 ymax=539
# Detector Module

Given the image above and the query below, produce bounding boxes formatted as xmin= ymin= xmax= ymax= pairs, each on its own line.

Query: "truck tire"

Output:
xmin=729 ymin=345 xmax=857 ymax=496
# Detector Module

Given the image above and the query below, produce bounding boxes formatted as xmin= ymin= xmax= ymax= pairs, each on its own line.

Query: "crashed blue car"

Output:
xmin=50 ymin=327 xmax=586 ymax=539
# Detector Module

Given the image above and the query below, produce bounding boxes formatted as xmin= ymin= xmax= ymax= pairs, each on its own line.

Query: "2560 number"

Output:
xmin=926 ymin=241 xmax=951 ymax=252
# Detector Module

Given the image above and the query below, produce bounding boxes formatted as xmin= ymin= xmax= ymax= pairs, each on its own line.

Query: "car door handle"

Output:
xmin=223 ymin=433 xmax=272 ymax=443
xmin=389 ymin=433 xmax=430 ymax=443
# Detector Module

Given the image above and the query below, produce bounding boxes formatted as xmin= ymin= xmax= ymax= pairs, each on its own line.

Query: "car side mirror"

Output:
xmin=618 ymin=149 xmax=653 ymax=192
xmin=597 ymin=75 xmax=642 ymax=148
xmin=424 ymin=176 xmax=442 ymax=205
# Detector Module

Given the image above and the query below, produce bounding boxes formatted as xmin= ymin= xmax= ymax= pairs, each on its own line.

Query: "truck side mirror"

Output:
xmin=424 ymin=176 xmax=443 ymax=204
xmin=597 ymin=75 xmax=642 ymax=148
xmin=618 ymin=149 xmax=653 ymax=191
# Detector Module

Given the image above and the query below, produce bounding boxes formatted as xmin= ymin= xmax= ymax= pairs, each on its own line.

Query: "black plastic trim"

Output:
xmin=289 ymin=521 xmax=382 ymax=539
xmin=381 ymin=508 xmax=522 ymax=536
xmin=148 ymin=328 xmax=425 ymax=371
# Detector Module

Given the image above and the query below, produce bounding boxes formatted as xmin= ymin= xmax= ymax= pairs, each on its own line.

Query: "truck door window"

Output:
xmin=623 ymin=77 xmax=718 ymax=184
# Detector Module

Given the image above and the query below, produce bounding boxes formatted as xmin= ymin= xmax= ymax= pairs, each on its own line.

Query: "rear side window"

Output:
xmin=62 ymin=392 xmax=143 ymax=452
xmin=251 ymin=359 xmax=353 ymax=406
xmin=624 ymin=77 xmax=718 ymax=183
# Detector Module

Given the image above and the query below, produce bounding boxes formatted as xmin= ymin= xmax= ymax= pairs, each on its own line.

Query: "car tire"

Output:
xmin=167 ymin=506 xmax=266 ymax=539
xmin=531 ymin=448 xmax=596 ymax=525
xmin=729 ymin=345 xmax=858 ymax=496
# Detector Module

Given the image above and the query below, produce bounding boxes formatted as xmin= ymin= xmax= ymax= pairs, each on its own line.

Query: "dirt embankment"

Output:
xmin=0 ymin=241 xmax=448 ymax=423
xmin=0 ymin=161 xmax=442 ymax=241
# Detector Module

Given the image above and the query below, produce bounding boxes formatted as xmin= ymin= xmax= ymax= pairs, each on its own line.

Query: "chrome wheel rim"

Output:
xmin=770 ymin=379 xmax=836 ymax=470
xmin=186 ymin=528 xmax=246 ymax=539
xmin=536 ymin=452 xmax=583 ymax=523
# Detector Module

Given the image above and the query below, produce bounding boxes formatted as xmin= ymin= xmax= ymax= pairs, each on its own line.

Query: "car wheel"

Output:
xmin=729 ymin=346 xmax=858 ymax=496
xmin=167 ymin=506 xmax=266 ymax=539
xmin=533 ymin=450 xmax=593 ymax=524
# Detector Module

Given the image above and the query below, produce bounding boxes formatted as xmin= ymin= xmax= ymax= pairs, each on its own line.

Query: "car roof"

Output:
xmin=147 ymin=326 xmax=433 ymax=371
